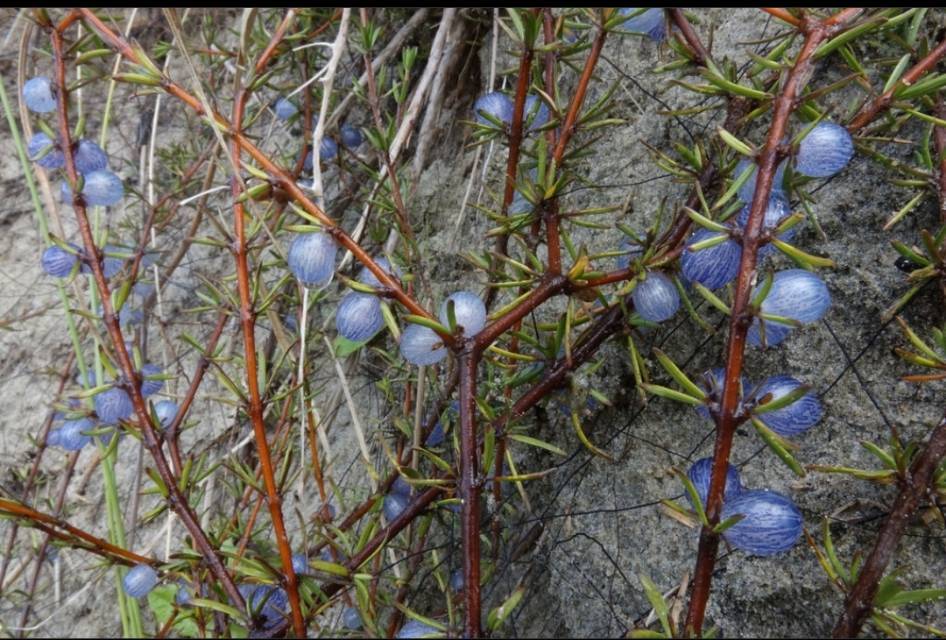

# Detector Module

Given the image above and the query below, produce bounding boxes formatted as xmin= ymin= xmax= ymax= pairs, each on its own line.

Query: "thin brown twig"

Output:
xmin=46 ymin=15 xmax=246 ymax=613
xmin=832 ymin=412 xmax=946 ymax=637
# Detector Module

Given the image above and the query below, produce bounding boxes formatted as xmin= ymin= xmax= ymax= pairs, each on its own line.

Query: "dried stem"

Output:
xmin=684 ymin=9 xmax=864 ymax=636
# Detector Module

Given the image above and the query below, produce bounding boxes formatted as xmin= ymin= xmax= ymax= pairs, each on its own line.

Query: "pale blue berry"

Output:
xmin=632 ymin=271 xmax=680 ymax=323
xmin=340 ymin=123 xmax=363 ymax=149
xmin=343 ymin=607 xmax=363 ymax=630
xmin=616 ymin=238 xmax=644 ymax=271
xmin=396 ymin=620 xmax=442 ymax=638
xmin=720 ymin=490 xmax=803 ymax=556
xmin=734 ymin=157 xmax=787 ymax=204
xmin=58 ymin=418 xmax=94 ymax=451
xmin=754 ymin=269 xmax=831 ymax=326
xmin=154 ymin=400 xmax=178 ymax=429
xmin=524 ymin=93 xmax=550 ymax=131
xmin=746 ymin=320 xmax=793 ymax=348
xmin=74 ymin=139 xmax=109 ymax=175
xmin=383 ymin=492 xmax=409 ymax=522
xmin=357 ymin=256 xmax=399 ymax=288
xmin=46 ymin=427 xmax=63 ymax=448
xmin=94 ymin=387 xmax=133 ymax=424
xmin=795 ymin=122 xmax=854 ymax=178
xmin=274 ymin=97 xmax=298 ymax=120
xmin=287 ymin=232 xmax=337 ymax=288
xmin=618 ymin=8 xmax=666 ymax=41
xmin=42 ymin=245 xmax=79 ymax=277
xmin=175 ymin=580 xmax=192 ymax=606
xmin=449 ymin=569 xmax=464 ymax=592
xmin=243 ymin=584 xmax=288 ymax=629
xmin=303 ymin=139 xmax=339 ymax=170
xmin=336 ymin=292 xmax=384 ymax=342
xmin=680 ymin=229 xmax=741 ymax=290
xmin=749 ymin=375 xmax=822 ymax=437
xmin=439 ymin=291 xmax=486 ymax=338
xmin=695 ymin=367 xmax=749 ymax=421
xmin=23 ymin=76 xmax=57 ymax=113
xmin=686 ymin=457 xmax=743 ymax=508
xmin=122 ymin=564 xmax=158 ymax=598
xmin=399 ymin=324 xmax=447 ymax=366
xmin=735 ymin=192 xmax=796 ymax=254
xmin=82 ymin=170 xmax=124 ymax=207
xmin=392 ymin=476 xmax=413 ymax=497
xmin=291 ymin=553 xmax=310 ymax=576
xmin=102 ymin=244 xmax=126 ymax=279
xmin=140 ymin=363 xmax=164 ymax=397
xmin=473 ymin=91 xmax=513 ymax=127
xmin=28 ymin=132 xmax=64 ymax=169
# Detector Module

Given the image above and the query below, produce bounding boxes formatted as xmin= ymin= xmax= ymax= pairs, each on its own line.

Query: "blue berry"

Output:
xmin=122 ymin=564 xmax=158 ymax=598
xmin=139 ymin=364 xmax=164 ymax=397
xmin=274 ymin=97 xmax=298 ymax=120
xmin=82 ymin=170 xmax=124 ymax=207
xmin=118 ymin=305 xmax=143 ymax=327
xmin=473 ymin=91 xmax=514 ymax=127
xmin=396 ymin=620 xmax=442 ymax=638
xmin=616 ymin=238 xmax=644 ymax=271
xmin=426 ymin=420 xmax=445 ymax=448
xmin=720 ymin=490 xmax=803 ymax=556
xmin=746 ymin=320 xmax=793 ymax=349
xmin=42 ymin=245 xmax=79 ymax=277
xmin=58 ymin=418 xmax=94 ymax=451
xmin=733 ymin=157 xmax=788 ymax=205
xmin=74 ymin=139 xmax=109 ymax=175
xmin=749 ymin=375 xmax=822 ymax=437
xmin=242 ymin=584 xmax=289 ymax=629
xmin=46 ymin=427 xmax=63 ymax=448
xmin=154 ymin=400 xmax=178 ymax=429
xmin=695 ymin=367 xmax=749 ymax=422
xmin=510 ymin=191 xmax=532 ymax=215
xmin=102 ymin=244 xmax=126 ymax=279
xmin=336 ymin=292 xmax=384 ymax=342
xmin=735 ymin=193 xmax=796 ymax=255
xmin=524 ymin=94 xmax=550 ymax=131
xmin=618 ymin=8 xmax=666 ymax=41
xmin=383 ymin=492 xmax=409 ymax=522
xmin=287 ymin=232 xmax=337 ymax=288
xmin=343 ymin=607 xmax=363 ymax=630
xmin=392 ymin=475 xmax=413 ymax=497
xmin=302 ymin=139 xmax=339 ymax=170
xmin=439 ymin=291 xmax=486 ymax=338
xmin=23 ymin=76 xmax=57 ymax=113
xmin=449 ymin=569 xmax=464 ymax=592
xmin=175 ymin=580 xmax=192 ymax=606
xmin=28 ymin=132 xmax=65 ymax=169
xmin=94 ymin=386 xmax=133 ymax=424
xmin=748 ymin=269 xmax=831 ymax=348
xmin=686 ymin=457 xmax=743 ymax=508
xmin=632 ymin=271 xmax=679 ymax=323
xmin=358 ymin=256 xmax=398 ymax=288
xmin=680 ymin=229 xmax=741 ymax=290
xmin=795 ymin=122 xmax=854 ymax=178
xmin=340 ymin=123 xmax=363 ymax=149
xmin=291 ymin=553 xmax=310 ymax=576
xmin=399 ymin=324 xmax=447 ymax=365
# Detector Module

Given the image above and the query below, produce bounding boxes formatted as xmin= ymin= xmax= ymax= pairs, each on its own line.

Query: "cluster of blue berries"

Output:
xmin=272 ymin=95 xmax=363 ymax=168
xmin=678 ymin=123 xmax=852 ymax=301
xmin=25 ymin=76 xmax=124 ymax=207
xmin=686 ymin=458 xmax=803 ymax=556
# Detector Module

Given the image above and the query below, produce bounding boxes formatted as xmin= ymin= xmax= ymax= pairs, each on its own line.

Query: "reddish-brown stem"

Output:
xmin=848 ymin=36 xmax=946 ymax=132
xmin=670 ymin=9 xmax=711 ymax=67
xmin=684 ymin=10 xmax=862 ymax=636
xmin=231 ymin=51 xmax=305 ymax=634
xmin=48 ymin=22 xmax=245 ymax=613
xmin=0 ymin=498 xmax=157 ymax=567
xmin=458 ymin=348 xmax=482 ymax=638
xmin=832 ymin=412 xmax=946 ymax=637
xmin=761 ymin=7 xmax=802 ymax=28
